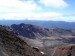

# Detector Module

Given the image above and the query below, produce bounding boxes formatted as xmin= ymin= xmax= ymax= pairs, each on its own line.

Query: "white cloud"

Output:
xmin=27 ymin=12 xmax=62 ymax=20
xmin=0 ymin=0 xmax=41 ymax=12
xmin=0 ymin=0 xmax=63 ymax=20
xmin=39 ymin=0 xmax=68 ymax=8
xmin=0 ymin=0 xmax=42 ymax=20
xmin=0 ymin=0 xmax=71 ymax=21
xmin=58 ymin=15 xmax=75 ymax=22
xmin=0 ymin=12 xmax=62 ymax=20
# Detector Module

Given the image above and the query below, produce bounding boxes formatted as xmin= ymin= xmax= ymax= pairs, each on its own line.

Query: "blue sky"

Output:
xmin=0 ymin=0 xmax=75 ymax=22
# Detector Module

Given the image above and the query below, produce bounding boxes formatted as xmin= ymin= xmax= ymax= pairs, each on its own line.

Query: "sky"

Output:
xmin=0 ymin=0 xmax=75 ymax=22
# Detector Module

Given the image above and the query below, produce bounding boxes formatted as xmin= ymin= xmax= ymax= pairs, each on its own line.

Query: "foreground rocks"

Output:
xmin=0 ymin=26 xmax=43 ymax=56
xmin=53 ymin=46 xmax=75 ymax=56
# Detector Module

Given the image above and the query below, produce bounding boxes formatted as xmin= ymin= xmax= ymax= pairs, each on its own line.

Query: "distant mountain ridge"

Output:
xmin=1 ymin=20 xmax=75 ymax=29
xmin=11 ymin=23 xmax=75 ymax=39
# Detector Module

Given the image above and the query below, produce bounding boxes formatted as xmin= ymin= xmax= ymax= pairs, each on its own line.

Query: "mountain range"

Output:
xmin=1 ymin=22 xmax=75 ymax=56
xmin=10 ymin=23 xmax=75 ymax=56
xmin=1 ymin=20 xmax=75 ymax=29
xmin=11 ymin=23 xmax=75 ymax=44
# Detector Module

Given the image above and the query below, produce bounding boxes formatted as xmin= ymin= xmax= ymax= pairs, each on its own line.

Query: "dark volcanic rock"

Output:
xmin=0 ymin=26 xmax=43 ymax=56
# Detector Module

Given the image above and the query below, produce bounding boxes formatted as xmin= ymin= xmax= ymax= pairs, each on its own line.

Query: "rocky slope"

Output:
xmin=0 ymin=25 xmax=43 ymax=56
